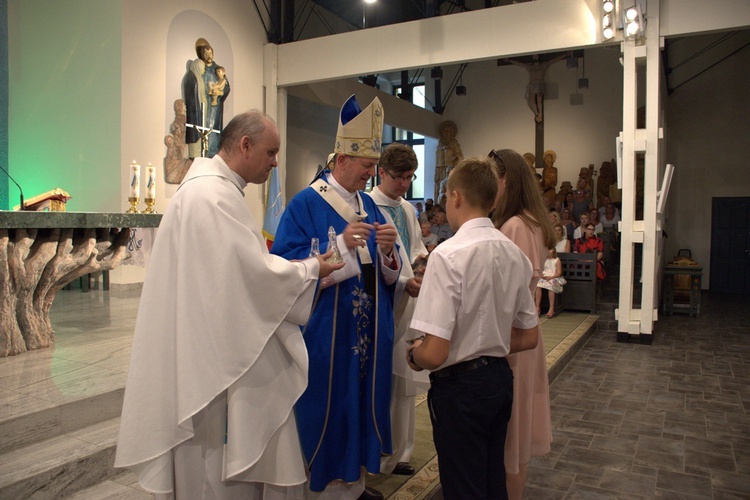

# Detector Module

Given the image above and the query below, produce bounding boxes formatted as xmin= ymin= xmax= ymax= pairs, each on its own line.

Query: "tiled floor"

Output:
xmin=526 ymin=292 xmax=750 ymax=498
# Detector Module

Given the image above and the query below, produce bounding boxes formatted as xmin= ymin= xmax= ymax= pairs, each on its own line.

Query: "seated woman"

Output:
xmin=536 ymin=248 xmax=566 ymax=318
xmin=588 ymin=208 xmax=604 ymax=234
xmin=560 ymin=208 xmax=576 ymax=243
xmin=547 ymin=210 xmax=566 ymax=238
xmin=601 ymin=203 xmax=620 ymax=228
xmin=574 ymin=223 xmax=606 ymax=281
xmin=553 ymin=224 xmax=570 ymax=253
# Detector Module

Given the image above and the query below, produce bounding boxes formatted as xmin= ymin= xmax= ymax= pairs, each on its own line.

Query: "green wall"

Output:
xmin=1 ymin=0 xmax=8 ymax=209
xmin=8 ymin=0 xmax=121 ymax=211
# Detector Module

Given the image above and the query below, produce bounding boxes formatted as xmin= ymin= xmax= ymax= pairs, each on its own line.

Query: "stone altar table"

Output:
xmin=0 ymin=212 xmax=162 ymax=357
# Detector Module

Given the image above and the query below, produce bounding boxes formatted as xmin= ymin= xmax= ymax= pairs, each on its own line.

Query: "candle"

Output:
xmin=130 ymin=161 xmax=141 ymax=199
xmin=145 ymin=164 xmax=156 ymax=199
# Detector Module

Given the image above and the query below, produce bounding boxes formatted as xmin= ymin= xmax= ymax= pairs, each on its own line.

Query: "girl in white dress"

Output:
xmin=536 ymin=248 xmax=566 ymax=318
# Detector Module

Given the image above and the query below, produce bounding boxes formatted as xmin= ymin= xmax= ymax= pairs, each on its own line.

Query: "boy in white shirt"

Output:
xmin=406 ymin=157 xmax=539 ymax=499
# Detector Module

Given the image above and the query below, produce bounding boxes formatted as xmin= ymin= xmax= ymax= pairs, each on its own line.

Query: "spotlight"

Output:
xmin=431 ymin=67 xmax=443 ymax=80
xmin=601 ymin=0 xmax=616 ymax=41
xmin=456 ymin=85 xmax=467 ymax=96
xmin=626 ymin=20 xmax=640 ymax=37
xmin=622 ymin=2 xmax=646 ymax=39
xmin=602 ymin=13 xmax=614 ymax=40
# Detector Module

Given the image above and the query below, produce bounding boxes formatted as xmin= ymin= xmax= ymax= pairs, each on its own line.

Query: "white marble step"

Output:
xmin=0 ymin=387 xmax=124 ymax=455
xmin=67 ymin=471 xmax=154 ymax=499
xmin=0 ymin=416 xmax=123 ymax=498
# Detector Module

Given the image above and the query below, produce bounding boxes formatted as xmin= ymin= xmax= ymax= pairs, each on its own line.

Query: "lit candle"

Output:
xmin=145 ymin=164 xmax=156 ymax=199
xmin=130 ymin=161 xmax=141 ymax=199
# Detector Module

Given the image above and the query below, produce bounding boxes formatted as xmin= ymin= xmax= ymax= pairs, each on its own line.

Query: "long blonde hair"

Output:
xmin=489 ymin=148 xmax=556 ymax=250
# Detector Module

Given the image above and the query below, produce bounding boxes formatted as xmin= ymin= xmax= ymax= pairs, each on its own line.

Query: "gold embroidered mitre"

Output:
xmin=334 ymin=95 xmax=384 ymax=159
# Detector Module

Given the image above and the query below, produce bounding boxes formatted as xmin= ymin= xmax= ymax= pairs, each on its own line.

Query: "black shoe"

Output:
xmin=392 ymin=461 xmax=416 ymax=476
xmin=358 ymin=487 xmax=384 ymax=500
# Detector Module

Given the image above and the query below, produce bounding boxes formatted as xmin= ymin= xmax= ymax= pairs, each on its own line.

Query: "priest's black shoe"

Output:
xmin=392 ymin=462 xmax=415 ymax=475
xmin=358 ymin=486 xmax=384 ymax=500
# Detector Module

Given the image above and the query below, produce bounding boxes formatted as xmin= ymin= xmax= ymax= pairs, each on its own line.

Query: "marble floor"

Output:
xmin=0 ymin=288 xmax=594 ymax=499
xmin=15 ymin=289 xmax=750 ymax=498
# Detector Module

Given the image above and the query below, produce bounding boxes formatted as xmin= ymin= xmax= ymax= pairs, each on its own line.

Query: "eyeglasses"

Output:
xmin=383 ymin=170 xmax=417 ymax=182
xmin=488 ymin=149 xmax=501 ymax=163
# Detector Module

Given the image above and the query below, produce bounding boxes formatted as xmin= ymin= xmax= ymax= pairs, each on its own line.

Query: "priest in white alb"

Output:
xmin=115 ymin=110 xmax=343 ymax=499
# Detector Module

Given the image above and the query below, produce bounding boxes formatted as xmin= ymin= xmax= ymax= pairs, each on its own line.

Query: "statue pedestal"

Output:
xmin=0 ymin=212 xmax=162 ymax=357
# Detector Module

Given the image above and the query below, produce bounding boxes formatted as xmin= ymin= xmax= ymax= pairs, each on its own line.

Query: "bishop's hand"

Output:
xmin=343 ymin=222 xmax=374 ymax=250
xmin=373 ymin=222 xmax=397 ymax=256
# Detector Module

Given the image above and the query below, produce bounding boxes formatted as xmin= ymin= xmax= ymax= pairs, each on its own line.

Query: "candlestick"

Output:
xmin=126 ymin=197 xmax=139 ymax=214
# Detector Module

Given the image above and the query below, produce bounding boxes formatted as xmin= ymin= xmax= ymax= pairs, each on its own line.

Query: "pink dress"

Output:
xmin=500 ymin=216 xmax=553 ymax=474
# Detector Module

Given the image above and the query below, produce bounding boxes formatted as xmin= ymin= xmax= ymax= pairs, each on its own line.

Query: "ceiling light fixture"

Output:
xmin=601 ymin=0 xmax=615 ymax=41
xmin=622 ymin=1 xmax=646 ymax=39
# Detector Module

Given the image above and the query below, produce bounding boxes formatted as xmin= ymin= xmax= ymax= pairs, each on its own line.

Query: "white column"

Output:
xmin=616 ymin=0 xmax=665 ymax=342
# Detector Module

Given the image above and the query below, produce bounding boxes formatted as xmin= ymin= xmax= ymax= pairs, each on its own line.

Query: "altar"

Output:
xmin=0 ymin=212 xmax=162 ymax=357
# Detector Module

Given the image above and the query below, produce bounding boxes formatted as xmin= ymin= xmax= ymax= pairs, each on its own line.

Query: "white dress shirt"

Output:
xmin=410 ymin=218 xmax=538 ymax=369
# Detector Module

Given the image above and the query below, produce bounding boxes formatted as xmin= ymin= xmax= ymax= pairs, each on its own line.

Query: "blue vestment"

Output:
xmin=272 ymin=175 xmax=396 ymax=492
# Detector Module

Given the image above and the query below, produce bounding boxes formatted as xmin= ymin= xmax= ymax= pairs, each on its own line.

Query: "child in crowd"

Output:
xmin=406 ymin=157 xmax=539 ymax=499
xmin=536 ymin=247 xmax=566 ymax=318
xmin=420 ymin=221 xmax=438 ymax=253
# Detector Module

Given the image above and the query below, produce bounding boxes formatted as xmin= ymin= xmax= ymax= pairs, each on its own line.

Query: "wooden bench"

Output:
xmin=558 ymin=252 xmax=597 ymax=313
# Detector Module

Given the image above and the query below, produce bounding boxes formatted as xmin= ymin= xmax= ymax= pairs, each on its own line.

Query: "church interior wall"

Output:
xmin=7 ymin=0 xmax=122 ymax=213
xmin=5 ymin=1 xmax=748 ymax=290
xmin=439 ymin=47 xmax=625 ymax=184
xmin=663 ymin=34 xmax=750 ymax=286
xmin=7 ymin=0 xmax=268 ymax=284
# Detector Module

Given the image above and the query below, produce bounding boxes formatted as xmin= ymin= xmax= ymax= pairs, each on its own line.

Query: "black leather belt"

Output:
xmin=430 ymin=356 xmax=500 ymax=379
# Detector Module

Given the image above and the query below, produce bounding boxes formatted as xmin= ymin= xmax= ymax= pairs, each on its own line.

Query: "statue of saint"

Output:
xmin=164 ymin=99 xmax=192 ymax=184
xmin=579 ymin=165 xmax=595 ymax=194
xmin=541 ymin=150 xmax=558 ymax=190
xmin=183 ymin=38 xmax=230 ymax=158
xmin=435 ymin=120 xmax=463 ymax=206
xmin=556 ymin=180 xmax=573 ymax=206
xmin=523 ymin=152 xmax=536 ymax=175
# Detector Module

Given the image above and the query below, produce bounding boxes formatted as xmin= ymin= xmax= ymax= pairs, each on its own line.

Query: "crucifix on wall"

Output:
xmin=499 ymin=51 xmax=571 ymax=169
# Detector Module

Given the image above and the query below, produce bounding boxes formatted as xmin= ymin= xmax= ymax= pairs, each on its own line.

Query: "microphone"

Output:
xmin=0 ymin=164 xmax=25 ymax=210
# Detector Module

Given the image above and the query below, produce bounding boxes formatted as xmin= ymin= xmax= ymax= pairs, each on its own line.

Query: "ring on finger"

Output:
xmin=353 ymin=234 xmax=363 ymax=241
